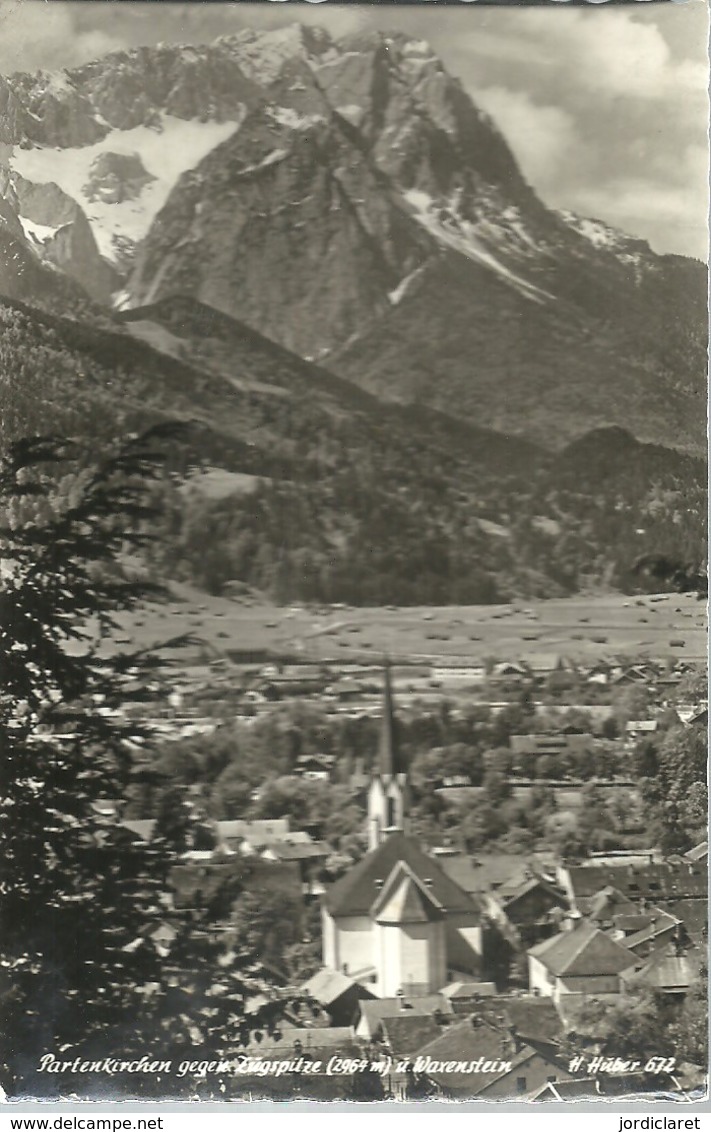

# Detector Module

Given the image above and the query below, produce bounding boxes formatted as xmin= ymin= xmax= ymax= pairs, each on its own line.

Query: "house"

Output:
xmin=436 ymin=993 xmax=562 ymax=1041
xmin=684 ymin=840 xmax=708 ymax=863
xmin=529 ymin=1073 xmax=684 ymax=1101
xmin=325 ymin=678 xmax=364 ymax=702
xmin=558 ymin=861 xmax=708 ymax=913
xmin=619 ymin=909 xmax=683 ymax=958
xmin=434 ymin=851 xmax=533 ymax=897
xmin=221 ymin=1028 xmax=368 ymax=1101
xmin=490 ymin=661 xmax=531 ymax=682
xmin=612 ymin=665 xmax=656 ymax=687
xmin=475 ymin=1039 xmax=573 ymax=1100
xmin=527 ymin=922 xmax=639 ymax=1003
xmin=302 ymin=968 xmax=375 ymax=1028
xmin=213 ymin=818 xmax=328 ymax=893
xmin=120 ymin=819 xmax=156 ymax=842
xmin=686 ymin=708 xmax=708 ymax=727
xmin=320 ymin=670 xmax=482 ymax=998
xmin=621 ymin=945 xmax=702 ymax=998
xmin=91 ymin=799 xmax=124 ymax=818
xmin=215 ymin=818 xmax=291 ymax=852
xmin=583 ymin=885 xmax=637 ymax=927
xmin=484 ymin=870 xmax=569 ymax=949
xmin=509 ymin=734 xmax=594 ymax=759
xmin=586 ymin=663 xmax=613 ymax=686
xmin=495 ymin=996 xmax=563 ymax=1043
xmin=624 ymin=720 xmax=659 ymax=742
xmin=355 ymin=995 xmax=453 ymax=1040
xmin=409 ymin=1017 xmax=571 ymax=1099
xmin=439 ymin=981 xmax=498 ymax=1012
xmin=295 ymin=753 xmax=336 ymax=781
xmin=380 ymin=1013 xmax=444 ymax=1061
xmin=170 ymin=855 xmax=300 ymax=914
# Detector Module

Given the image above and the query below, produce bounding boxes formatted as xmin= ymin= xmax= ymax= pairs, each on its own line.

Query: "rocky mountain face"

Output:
xmin=0 ymin=25 xmax=706 ymax=453
xmin=0 ymin=169 xmax=118 ymax=301
xmin=0 ymin=187 xmax=97 ymax=310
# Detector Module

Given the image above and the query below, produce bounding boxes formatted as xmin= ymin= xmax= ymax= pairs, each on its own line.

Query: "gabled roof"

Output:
xmin=477 ymin=1036 xmax=571 ymax=1097
xmin=528 ymin=923 xmax=639 ymax=977
xmin=501 ymin=997 xmax=563 ymax=1042
xmin=414 ymin=1018 xmax=509 ymax=1075
xmin=120 ymin=819 xmax=156 ymax=842
xmin=357 ymin=996 xmax=453 ymax=1034
xmin=531 ymin=1078 xmax=602 ymax=1100
xmin=380 ymin=1015 xmax=442 ymax=1058
xmin=440 ymin=982 xmax=498 ymax=1000
xmin=611 ymin=913 xmax=656 ymax=934
xmin=234 ymin=1027 xmax=355 ymax=1055
xmin=438 ymin=852 xmax=527 ymax=895
xmin=414 ymin=1019 xmax=537 ymax=1095
xmin=216 ymin=818 xmax=290 ymax=843
xmin=324 ymin=833 xmax=477 ymax=917
xmin=372 ymin=862 xmax=444 ymax=925
xmin=566 ymin=862 xmax=708 ymax=902
xmin=264 ymin=839 xmax=329 ymax=862
xmin=303 ymin=968 xmax=359 ymax=1006
xmin=587 ymin=885 xmax=637 ymax=920
xmin=498 ymin=874 xmax=567 ymax=911
xmin=622 ymin=951 xmax=700 ymax=992
xmin=659 ymin=898 xmax=708 ymax=948
xmin=531 ymin=1075 xmax=682 ymax=1100
xmin=622 ymin=909 xmax=681 ymax=951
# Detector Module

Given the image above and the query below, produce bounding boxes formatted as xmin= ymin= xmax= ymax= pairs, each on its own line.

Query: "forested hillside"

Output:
xmin=1 ymin=296 xmax=705 ymax=605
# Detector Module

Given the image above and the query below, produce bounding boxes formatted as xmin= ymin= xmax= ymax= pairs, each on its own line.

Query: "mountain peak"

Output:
xmin=1 ymin=26 xmax=705 ymax=457
xmin=216 ymin=23 xmax=337 ymax=82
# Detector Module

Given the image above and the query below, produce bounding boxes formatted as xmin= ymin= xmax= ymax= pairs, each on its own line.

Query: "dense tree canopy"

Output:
xmin=0 ymin=432 xmax=294 ymax=1097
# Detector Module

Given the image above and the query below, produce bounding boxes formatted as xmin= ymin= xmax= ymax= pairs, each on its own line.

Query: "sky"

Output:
xmin=0 ymin=0 xmax=707 ymax=259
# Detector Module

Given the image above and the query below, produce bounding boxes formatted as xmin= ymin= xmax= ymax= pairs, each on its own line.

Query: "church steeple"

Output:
xmin=368 ymin=664 xmax=409 ymax=850
xmin=379 ymin=661 xmax=407 ymax=778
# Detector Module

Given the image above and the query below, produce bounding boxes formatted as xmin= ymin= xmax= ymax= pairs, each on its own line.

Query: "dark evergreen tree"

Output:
xmin=0 ymin=431 xmax=293 ymax=1098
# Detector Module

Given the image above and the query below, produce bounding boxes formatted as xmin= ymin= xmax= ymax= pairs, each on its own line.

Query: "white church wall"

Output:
xmin=334 ymin=914 xmax=374 ymax=979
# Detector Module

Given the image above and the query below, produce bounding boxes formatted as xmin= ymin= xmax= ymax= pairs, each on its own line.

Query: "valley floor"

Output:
xmin=109 ymin=587 xmax=707 ymax=668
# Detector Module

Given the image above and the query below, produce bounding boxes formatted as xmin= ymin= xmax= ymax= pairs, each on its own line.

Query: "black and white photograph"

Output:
xmin=0 ymin=0 xmax=708 ymax=1106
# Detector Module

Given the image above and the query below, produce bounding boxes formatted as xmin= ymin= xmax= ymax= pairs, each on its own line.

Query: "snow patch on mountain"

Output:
xmin=397 ymin=39 xmax=438 ymax=73
xmin=10 ymin=114 xmax=241 ymax=263
xmin=557 ymin=208 xmax=651 ymax=279
xmin=336 ymin=105 xmax=366 ymax=127
xmin=19 ymin=217 xmax=60 ymax=245
xmin=240 ymin=149 xmax=289 ymax=175
xmin=219 ymin=25 xmax=339 ymax=84
xmin=388 ymin=266 xmax=425 ymax=306
xmin=404 ymin=189 xmax=552 ymax=304
xmin=267 ymin=106 xmax=325 ymax=130
xmin=559 ymin=211 xmax=625 ymax=250
xmin=34 ymin=71 xmax=77 ymax=99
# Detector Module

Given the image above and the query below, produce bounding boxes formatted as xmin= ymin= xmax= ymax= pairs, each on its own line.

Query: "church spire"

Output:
xmin=368 ymin=664 xmax=409 ymax=850
xmin=379 ymin=661 xmax=407 ymax=778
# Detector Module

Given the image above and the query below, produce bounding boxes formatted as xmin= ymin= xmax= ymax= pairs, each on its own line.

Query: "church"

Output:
xmin=320 ymin=668 xmax=483 ymax=998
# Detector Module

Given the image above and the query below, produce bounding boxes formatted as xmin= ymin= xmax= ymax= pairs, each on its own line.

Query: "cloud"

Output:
xmin=457 ymin=8 xmax=708 ymax=103
xmin=559 ymin=9 xmax=707 ymax=100
xmin=566 ymin=144 xmax=709 ymax=260
xmin=70 ymin=0 xmax=370 ymax=56
xmin=0 ymin=0 xmax=115 ymax=73
xmin=473 ymin=86 xmax=580 ymax=189
xmin=0 ymin=0 xmax=705 ymax=258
